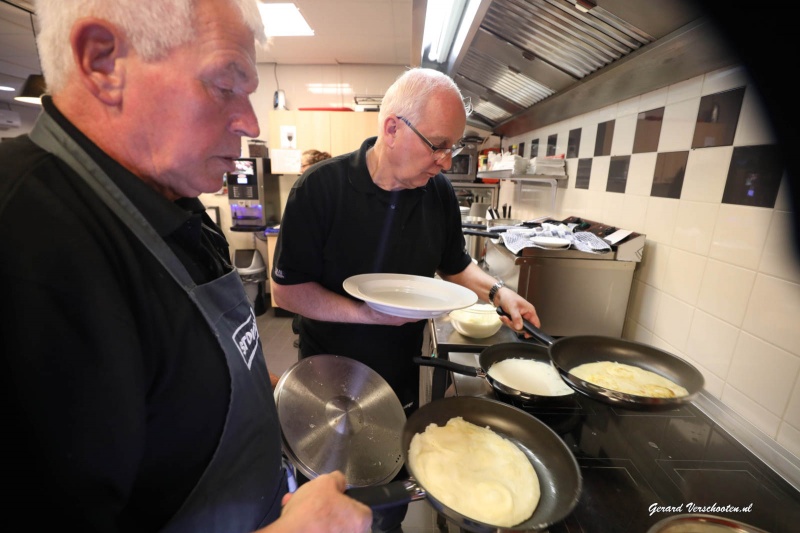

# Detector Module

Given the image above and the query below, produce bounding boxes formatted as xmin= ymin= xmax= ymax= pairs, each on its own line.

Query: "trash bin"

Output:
xmin=234 ymin=249 xmax=267 ymax=316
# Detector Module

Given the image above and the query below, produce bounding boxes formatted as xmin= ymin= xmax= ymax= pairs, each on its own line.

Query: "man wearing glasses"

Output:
xmin=273 ymin=66 xmax=539 ymax=403
xmin=271 ymin=69 xmax=538 ymax=528
xmin=272 ymin=68 xmax=539 ymax=528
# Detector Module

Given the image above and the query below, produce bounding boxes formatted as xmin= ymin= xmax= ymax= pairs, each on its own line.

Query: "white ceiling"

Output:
xmin=0 ymin=0 xmax=417 ymax=109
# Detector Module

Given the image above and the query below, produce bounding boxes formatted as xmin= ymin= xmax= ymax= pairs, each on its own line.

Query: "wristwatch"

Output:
xmin=488 ymin=279 xmax=505 ymax=305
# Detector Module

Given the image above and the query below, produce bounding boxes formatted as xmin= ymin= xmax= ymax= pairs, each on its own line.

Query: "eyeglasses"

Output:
xmin=396 ymin=116 xmax=464 ymax=161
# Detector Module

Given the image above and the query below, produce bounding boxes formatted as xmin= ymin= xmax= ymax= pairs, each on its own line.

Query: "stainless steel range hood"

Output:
xmin=417 ymin=0 xmax=738 ymax=137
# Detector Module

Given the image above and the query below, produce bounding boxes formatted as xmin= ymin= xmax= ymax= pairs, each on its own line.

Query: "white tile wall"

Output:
xmin=610 ymin=113 xmax=636 ymax=156
xmin=761 ymin=210 xmax=800 ymax=283
xmin=685 ymin=310 xmax=738 ymax=378
xmin=709 ymin=204 xmax=773 ymax=270
xmin=673 ymin=200 xmax=720 ymax=255
xmin=627 ymin=153 xmax=658 ymax=197
xmin=696 ymin=259 xmax=755 ymax=326
xmin=658 ymin=98 xmax=700 ymax=152
xmin=662 ymin=248 xmax=706 ymax=305
xmin=743 ymin=274 xmax=800 ymax=354
xmin=702 ymin=66 xmax=748 ymax=95
xmin=681 ymin=146 xmax=733 ymax=203
xmin=735 ymin=84 xmax=777 ymax=147
xmin=727 ymin=332 xmax=799 ymax=416
xmin=504 ymin=65 xmax=800 ymax=457
xmin=637 ymin=86 xmax=668 ymax=113
xmin=643 ymin=197 xmax=679 ymax=246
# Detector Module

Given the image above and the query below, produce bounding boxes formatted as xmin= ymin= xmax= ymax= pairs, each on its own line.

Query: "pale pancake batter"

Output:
xmin=408 ymin=417 xmax=540 ymax=527
xmin=487 ymin=358 xmax=573 ymax=396
xmin=570 ymin=361 xmax=689 ymax=398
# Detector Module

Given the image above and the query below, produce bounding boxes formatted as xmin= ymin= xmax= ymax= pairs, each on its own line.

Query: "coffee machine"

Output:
xmin=226 ymin=157 xmax=281 ymax=232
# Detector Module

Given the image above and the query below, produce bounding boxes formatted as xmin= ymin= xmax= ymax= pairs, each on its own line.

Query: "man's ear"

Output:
xmin=383 ymin=116 xmax=398 ymax=148
xmin=70 ymin=19 xmax=126 ymax=105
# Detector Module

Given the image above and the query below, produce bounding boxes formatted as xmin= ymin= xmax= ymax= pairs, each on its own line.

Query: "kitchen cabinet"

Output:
xmin=330 ymin=111 xmax=378 ymax=155
xmin=268 ymin=110 xmax=331 ymax=154
xmin=268 ymin=110 xmax=378 ymax=158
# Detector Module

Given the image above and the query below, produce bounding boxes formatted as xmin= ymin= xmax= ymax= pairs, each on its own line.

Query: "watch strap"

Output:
xmin=488 ymin=279 xmax=505 ymax=304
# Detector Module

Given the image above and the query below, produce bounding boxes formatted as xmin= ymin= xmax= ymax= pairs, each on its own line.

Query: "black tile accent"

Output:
xmin=652 ymin=151 xmax=689 ymax=199
xmin=567 ymin=128 xmax=582 ymax=158
xmin=692 ymin=87 xmax=746 ymax=149
xmin=607 ymin=155 xmax=631 ymax=193
xmin=595 ymin=119 xmax=615 ymax=156
xmin=576 ymin=158 xmax=592 ymax=189
xmin=722 ymin=145 xmax=785 ymax=207
xmin=633 ymin=107 xmax=665 ymax=154
xmin=530 ymin=138 xmax=539 ymax=158
xmin=547 ymin=133 xmax=558 ymax=156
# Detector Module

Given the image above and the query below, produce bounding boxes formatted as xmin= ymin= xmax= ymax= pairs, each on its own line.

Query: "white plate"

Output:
xmin=530 ymin=236 xmax=571 ymax=249
xmin=343 ymin=274 xmax=478 ymax=319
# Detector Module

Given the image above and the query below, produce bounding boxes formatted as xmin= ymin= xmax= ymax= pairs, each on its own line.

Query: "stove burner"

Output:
xmin=442 ymin=350 xmax=800 ymax=532
xmin=473 ymin=388 xmax=800 ymax=532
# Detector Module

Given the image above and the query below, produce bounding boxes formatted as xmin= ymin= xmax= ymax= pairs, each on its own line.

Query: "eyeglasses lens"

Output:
xmin=433 ymin=145 xmax=464 ymax=161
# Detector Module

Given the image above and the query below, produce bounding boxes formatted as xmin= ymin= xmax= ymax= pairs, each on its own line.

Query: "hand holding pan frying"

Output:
xmin=346 ymin=396 xmax=581 ymax=533
xmin=497 ymin=307 xmax=705 ymax=410
xmin=413 ymin=342 xmax=575 ymax=407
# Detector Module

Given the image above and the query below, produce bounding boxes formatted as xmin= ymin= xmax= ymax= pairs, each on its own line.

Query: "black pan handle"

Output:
xmin=462 ymin=229 xmax=499 ymax=238
xmin=496 ymin=307 xmax=555 ymax=346
xmin=345 ymin=480 xmax=426 ymax=510
xmin=413 ymin=356 xmax=480 ymax=377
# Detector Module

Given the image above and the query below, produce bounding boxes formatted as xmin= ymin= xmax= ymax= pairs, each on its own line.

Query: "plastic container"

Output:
xmin=448 ymin=303 xmax=502 ymax=338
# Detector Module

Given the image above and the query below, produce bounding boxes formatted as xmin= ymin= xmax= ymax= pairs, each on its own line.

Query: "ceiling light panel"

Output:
xmin=258 ymin=3 xmax=314 ymax=37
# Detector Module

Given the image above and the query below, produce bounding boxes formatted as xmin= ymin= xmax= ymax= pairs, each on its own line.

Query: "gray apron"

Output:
xmin=30 ymin=112 xmax=286 ymax=532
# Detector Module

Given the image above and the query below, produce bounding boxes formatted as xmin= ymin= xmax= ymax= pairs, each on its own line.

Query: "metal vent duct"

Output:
xmin=421 ymin=0 xmax=737 ymax=135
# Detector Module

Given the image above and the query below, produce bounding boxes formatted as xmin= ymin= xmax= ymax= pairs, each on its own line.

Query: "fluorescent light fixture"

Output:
xmin=423 ymin=0 xmax=470 ymax=64
xmin=258 ymin=3 xmax=314 ymax=37
xmin=14 ymin=74 xmax=46 ymax=105
xmin=423 ymin=0 xmax=454 ymax=63
xmin=0 ymin=85 xmax=14 ymax=92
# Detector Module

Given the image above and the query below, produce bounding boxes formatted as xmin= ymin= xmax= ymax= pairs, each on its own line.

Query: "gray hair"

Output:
xmin=378 ymin=68 xmax=469 ymax=126
xmin=35 ymin=0 xmax=267 ymax=93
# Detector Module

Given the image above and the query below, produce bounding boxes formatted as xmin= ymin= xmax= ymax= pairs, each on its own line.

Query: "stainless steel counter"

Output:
xmin=484 ymin=238 xmax=636 ymax=337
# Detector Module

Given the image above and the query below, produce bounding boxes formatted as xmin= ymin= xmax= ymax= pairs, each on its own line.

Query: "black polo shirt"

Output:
xmin=272 ymin=137 xmax=471 ymax=409
xmin=0 ymin=98 xmax=232 ymax=531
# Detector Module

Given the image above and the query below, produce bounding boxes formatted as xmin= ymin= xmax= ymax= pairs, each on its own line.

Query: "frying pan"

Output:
xmin=346 ymin=396 xmax=581 ymax=532
xmin=496 ymin=308 xmax=705 ymax=410
xmin=412 ymin=342 xmax=575 ymax=406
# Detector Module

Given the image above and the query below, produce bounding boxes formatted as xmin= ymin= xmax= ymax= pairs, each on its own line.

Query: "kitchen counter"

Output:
xmin=435 ymin=347 xmax=800 ymax=532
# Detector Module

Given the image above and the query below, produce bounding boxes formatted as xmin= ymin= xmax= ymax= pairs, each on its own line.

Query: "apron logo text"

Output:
xmin=232 ymin=309 xmax=260 ymax=369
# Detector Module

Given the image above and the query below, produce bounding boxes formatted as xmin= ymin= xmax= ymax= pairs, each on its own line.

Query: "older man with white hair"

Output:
xmin=0 ymin=1 xmax=371 ymax=532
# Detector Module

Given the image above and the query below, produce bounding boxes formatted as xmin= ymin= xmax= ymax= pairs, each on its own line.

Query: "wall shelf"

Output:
xmin=476 ymin=170 xmax=565 ymax=214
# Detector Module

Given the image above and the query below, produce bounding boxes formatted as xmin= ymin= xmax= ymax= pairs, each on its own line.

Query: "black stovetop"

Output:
xmin=448 ymin=353 xmax=800 ymax=533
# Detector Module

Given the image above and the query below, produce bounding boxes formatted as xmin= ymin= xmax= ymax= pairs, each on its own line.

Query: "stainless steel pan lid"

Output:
xmin=274 ymin=355 xmax=406 ymax=487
